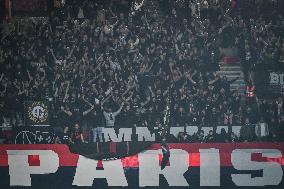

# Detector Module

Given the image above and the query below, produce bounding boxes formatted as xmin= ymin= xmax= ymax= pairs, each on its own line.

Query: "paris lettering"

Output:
xmin=0 ymin=144 xmax=283 ymax=187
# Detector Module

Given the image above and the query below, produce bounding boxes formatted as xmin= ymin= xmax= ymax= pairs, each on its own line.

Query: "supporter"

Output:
xmin=223 ymin=109 xmax=233 ymax=125
xmin=216 ymin=128 xmax=229 ymax=143
xmin=279 ymin=114 xmax=284 ymax=140
xmin=71 ymin=122 xmax=85 ymax=144
xmin=177 ymin=131 xmax=190 ymax=143
xmin=0 ymin=102 xmax=4 ymax=126
xmin=82 ymin=102 xmax=103 ymax=142
xmin=102 ymin=102 xmax=125 ymax=127
xmin=196 ymin=130 xmax=205 ymax=143
xmin=55 ymin=126 xmax=72 ymax=144
xmin=240 ymin=118 xmax=256 ymax=142
xmin=117 ymin=103 xmax=136 ymax=128
xmin=205 ymin=130 xmax=215 ymax=143
xmin=255 ymin=118 xmax=269 ymax=141
xmin=230 ymin=132 xmax=239 ymax=143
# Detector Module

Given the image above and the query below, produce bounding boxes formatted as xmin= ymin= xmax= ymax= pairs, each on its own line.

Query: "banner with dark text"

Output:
xmin=254 ymin=63 xmax=284 ymax=97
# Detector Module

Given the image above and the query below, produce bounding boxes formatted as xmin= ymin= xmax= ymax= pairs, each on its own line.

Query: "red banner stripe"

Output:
xmin=0 ymin=143 xmax=284 ymax=167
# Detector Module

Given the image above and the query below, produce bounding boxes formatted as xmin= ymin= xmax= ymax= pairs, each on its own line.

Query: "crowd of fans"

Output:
xmin=0 ymin=0 xmax=284 ymax=144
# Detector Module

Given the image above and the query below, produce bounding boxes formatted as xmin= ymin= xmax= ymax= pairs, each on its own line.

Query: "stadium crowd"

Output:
xmin=0 ymin=0 xmax=284 ymax=144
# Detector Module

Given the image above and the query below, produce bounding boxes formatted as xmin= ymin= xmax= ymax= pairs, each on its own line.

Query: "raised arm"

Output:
xmin=27 ymin=69 xmax=33 ymax=82
xmin=208 ymin=76 xmax=219 ymax=85
xmin=63 ymin=82 xmax=70 ymax=103
xmin=134 ymin=0 xmax=145 ymax=11
xmin=83 ymin=105 xmax=95 ymax=116
xmin=186 ymin=71 xmax=197 ymax=86
xmin=101 ymin=94 xmax=113 ymax=110
xmin=144 ymin=11 xmax=150 ymax=30
xmin=66 ymin=45 xmax=75 ymax=60
xmin=113 ymin=102 xmax=125 ymax=116
xmin=82 ymin=96 xmax=93 ymax=107
xmin=61 ymin=106 xmax=72 ymax=116
xmin=50 ymin=48 xmax=58 ymax=63
xmin=0 ymin=82 xmax=7 ymax=97
xmin=108 ymin=7 xmax=116 ymax=18
xmin=93 ymin=60 xmax=103 ymax=73
xmin=148 ymin=86 xmax=155 ymax=97
xmin=53 ymin=87 xmax=59 ymax=98
xmin=122 ymin=92 xmax=134 ymax=103
xmin=122 ymin=84 xmax=135 ymax=98
xmin=163 ymin=87 xmax=171 ymax=97
xmin=141 ymin=96 xmax=151 ymax=107
xmin=0 ymin=73 xmax=4 ymax=82
xmin=146 ymin=62 xmax=153 ymax=72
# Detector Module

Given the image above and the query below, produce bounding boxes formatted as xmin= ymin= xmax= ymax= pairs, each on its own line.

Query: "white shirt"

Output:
xmin=103 ymin=106 xmax=123 ymax=127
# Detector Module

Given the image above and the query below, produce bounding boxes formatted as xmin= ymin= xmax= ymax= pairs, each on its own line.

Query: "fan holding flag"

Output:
xmin=159 ymin=84 xmax=172 ymax=170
